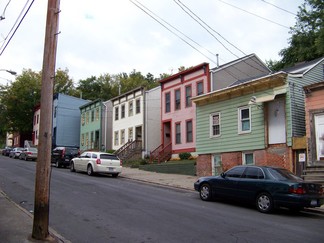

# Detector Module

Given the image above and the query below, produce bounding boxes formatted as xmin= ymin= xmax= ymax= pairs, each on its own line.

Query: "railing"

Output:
xmin=115 ymin=140 xmax=142 ymax=160
xmin=150 ymin=142 xmax=172 ymax=163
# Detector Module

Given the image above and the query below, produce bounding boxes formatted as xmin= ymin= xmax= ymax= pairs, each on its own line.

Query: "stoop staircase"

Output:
xmin=114 ymin=140 xmax=142 ymax=162
xmin=302 ymin=162 xmax=324 ymax=186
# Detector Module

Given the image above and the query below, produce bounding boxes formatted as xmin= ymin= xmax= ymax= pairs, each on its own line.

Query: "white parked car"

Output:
xmin=70 ymin=151 xmax=122 ymax=177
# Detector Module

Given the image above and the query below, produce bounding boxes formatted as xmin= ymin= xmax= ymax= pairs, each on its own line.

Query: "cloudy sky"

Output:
xmin=0 ymin=0 xmax=304 ymax=85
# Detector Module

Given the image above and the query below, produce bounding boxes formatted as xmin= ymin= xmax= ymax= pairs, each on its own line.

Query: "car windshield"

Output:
xmin=268 ymin=168 xmax=303 ymax=181
xmin=29 ymin=148 xmax=37 ymax=152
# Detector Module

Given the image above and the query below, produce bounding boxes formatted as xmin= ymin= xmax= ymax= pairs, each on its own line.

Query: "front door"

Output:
xmin=268 ymin=99 xmax=286 ymax=144
xmin=314 ymin=114 xmax=324 ymax=161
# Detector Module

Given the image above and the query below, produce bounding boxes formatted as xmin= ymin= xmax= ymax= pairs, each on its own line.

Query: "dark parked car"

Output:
xmin=194 ymin=165 xmax=324 ymax=213
xmin=2 ymin=146 xmax=14 ymax=156
xmin=51 ymin=146 xmax=79 ymax=168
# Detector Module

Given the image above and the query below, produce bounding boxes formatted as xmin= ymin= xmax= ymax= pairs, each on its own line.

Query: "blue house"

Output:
xmin=52 ymin=93 xmax=88 ymax=148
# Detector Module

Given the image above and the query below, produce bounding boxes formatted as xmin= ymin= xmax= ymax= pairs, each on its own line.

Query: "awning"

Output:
xmin=248 ymin=85 xmax=287 ymax=105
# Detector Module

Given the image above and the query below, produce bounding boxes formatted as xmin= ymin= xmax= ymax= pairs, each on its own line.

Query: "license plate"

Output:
xmin=108 ymin=167 xmax=114 ymax=171
xmin=65 ymin=159 xmax=70 ymax=162
xmin=311 ymin=199 xmax=318 ymax=206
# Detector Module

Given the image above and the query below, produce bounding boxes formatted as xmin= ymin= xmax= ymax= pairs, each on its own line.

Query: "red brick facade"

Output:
xmin=196 ymin=144 xmax=293 ymax=177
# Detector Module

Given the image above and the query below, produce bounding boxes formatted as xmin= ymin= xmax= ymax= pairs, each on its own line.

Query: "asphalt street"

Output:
xmin=0 ymin=156 xmax=324 ymax=243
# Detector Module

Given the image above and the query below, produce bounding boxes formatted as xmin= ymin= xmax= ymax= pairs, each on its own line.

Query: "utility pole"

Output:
xmin=32 ymin=0 xmax=60 ymax=240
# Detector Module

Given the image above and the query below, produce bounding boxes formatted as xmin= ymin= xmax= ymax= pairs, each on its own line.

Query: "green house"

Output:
xmin=193 ymin=57 xmax=324 ymax=177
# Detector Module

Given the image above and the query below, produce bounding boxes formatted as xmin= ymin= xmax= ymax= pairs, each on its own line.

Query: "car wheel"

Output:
xmin=199 ymin=183 xmax=212 ymax=201
xmin=87 ymin=165 xmax=94 ymax=176
xmin=24 ymin=156 xmax=28 ymax=161
xmin=55 ymin=160 xmax=60 ymax=168
xmin=70 ymin=162 xmax=75 ymax=172
xmin=256 ymin=192 xmax=273 ymax=213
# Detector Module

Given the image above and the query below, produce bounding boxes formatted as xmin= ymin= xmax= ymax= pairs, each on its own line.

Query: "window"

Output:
xmin=128 ymin=127 xmax=133 ymax=141
xmin=210 ymin=112 xmax=220 ymax=137
xmin=91 ymin=109 xmax=95 ymax=122
xmin=86 ymin=111 xmax=89 ymax=124
xmin=121 ymin=129 xmax=125 ymax=144
xmin=165 ymin=92 xmax=171 ymax=113
xmin=91 ymin=131 xmax=94 ymax=148
xmin=128 ymin=101 xmax=133 ymax=116
xmin=225 ymin=166 xmax=245 ymax=178
xmin=95 ymin=107 xmax=99 ymax=120
xmin=136 ymin=99 xmax=141 ymax=114
xmin=243 ymin=152 xmax=254 ymax=165
xmin=243 ymin=167 xmax=264 ymax=179
xmin=115 ymin=107 xmax=119 ymax=121
xmin=81 ymin=113 xmax=85 ymax=126
xmin=121 ymin=104 xmax=125 ymax=119
xmin=238 ymin=107 xmax=251 ymax=133
xmin=185 ymin=85 xmax=192 ymax=107
xmin=186 ymin=120 xmax=193 ymax=142
xmin=114 ymin=131 xmax=119 ymax=146
xmin=54 ymin=107 xmax=57 ymax=118
xmin=197 ymin=82 xmax=203 ymax=95
xmin=175 ymin=122 xmax=181 ymax=144
xmin=175 ymin=89 xmax=181 ymax=110
xmin=86 ymin=133 xmax=89 ymax=146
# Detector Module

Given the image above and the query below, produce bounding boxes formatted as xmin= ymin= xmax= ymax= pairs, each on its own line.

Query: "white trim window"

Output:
xmin=242 ymin=152 xmax=254 ymax=165
xmin=238 ymin=106 xmax=251 ymax=133
xmin=210 ymin=112 xmax=220 ymax=137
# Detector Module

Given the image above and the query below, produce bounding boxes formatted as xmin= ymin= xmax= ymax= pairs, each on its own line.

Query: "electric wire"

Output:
xmin=0 ymin=0 xmax=35 ymax=56
xmin=216 ymin=0 xmax=290 ymax=29
xmin=261 ymin=0 xmax=297 ymax=16
xmin=0 ymin=0 xmax=11 ymax=20
xmin=129 ymin=0 xmax=218 ymax=66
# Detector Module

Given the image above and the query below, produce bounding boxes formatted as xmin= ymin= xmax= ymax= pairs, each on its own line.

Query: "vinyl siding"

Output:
xmin=196 ymin=92 xmax=266 ymax=154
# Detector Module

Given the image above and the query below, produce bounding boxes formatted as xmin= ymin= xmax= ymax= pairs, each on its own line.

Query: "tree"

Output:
xmin=267 ymin=0 xmax=324 ymax=70
xmin=53 ymin=68 xmax=77 ymax=96
xmin=0 ymin=69 xmax=42 ymax=133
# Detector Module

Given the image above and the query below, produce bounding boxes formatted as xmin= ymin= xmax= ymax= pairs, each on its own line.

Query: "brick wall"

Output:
xmin=196 ymin=145 xmax=293 ymax=176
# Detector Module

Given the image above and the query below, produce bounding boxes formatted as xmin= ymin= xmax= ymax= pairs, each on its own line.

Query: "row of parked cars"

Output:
xmin=2 ymin=146 xmax=122 ymax=178
xmin=2 ymin=146 xmax=37 ymax=161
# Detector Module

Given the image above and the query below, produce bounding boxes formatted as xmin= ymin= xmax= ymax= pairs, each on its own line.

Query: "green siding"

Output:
xmin=196 ymin=92 xmax=266 ymax=154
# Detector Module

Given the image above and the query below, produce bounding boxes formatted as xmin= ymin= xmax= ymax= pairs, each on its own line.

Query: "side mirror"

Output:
xmin=221 ymin=172 xmax=225 ymax=178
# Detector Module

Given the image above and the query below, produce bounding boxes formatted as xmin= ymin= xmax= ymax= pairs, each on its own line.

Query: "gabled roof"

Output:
xmin=282 ymin=57 xmax=324 ymax=76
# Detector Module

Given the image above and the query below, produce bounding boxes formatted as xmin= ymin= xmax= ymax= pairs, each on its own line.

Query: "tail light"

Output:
xmin=289 ymin=185 xmax=306 ymax=194
xmin=96 ymin=158 xmax=101 ymax=164
xmin=27 ymin=152 xmax=32 ymax=155
xmin=62 ymin=148 xmax=66 ymax=159
xmin=320 ymin=187 xmax=324 ymax=195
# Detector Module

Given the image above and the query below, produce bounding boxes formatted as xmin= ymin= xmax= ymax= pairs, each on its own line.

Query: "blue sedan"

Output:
xmin=194 ymin=165 xmax=324 ymax=213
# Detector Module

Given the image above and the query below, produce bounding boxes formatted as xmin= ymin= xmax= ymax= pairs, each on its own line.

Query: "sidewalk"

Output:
xmin=0 ymin=167 xmax=323 ymax=242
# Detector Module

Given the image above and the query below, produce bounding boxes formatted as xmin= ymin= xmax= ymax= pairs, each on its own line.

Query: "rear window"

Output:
xmin=268 ymin=168 xmax=303 ymax=181
xmin=100 ymin=154 xmax=119 ymax=160
xmin=65 ymin=148 xmax=79 ymax=154
xmin=29 ymin=148 xmax=37 ymax=152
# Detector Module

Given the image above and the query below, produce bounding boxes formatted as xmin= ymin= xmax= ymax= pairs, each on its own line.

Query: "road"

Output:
xmin=0 ymin=155 xmax=323 ymax=243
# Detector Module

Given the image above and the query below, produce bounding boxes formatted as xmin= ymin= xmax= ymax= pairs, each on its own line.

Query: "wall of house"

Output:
xmin=144 ymin=86 xmax=161 ymax=156
xmin=80 ymin=100 xmax=102 ymax=151
xmin=102 ymin=100 xmax=113 ymax=151
xmin=161 ymin=67 xmax=209 ymax=155
xmin=287 ymin=59 xmax=324 ymax=141
xmin=33 ymin=108 xmax=41 ymax=146
xmin=196 ymin=91 xmax=266 ymax=154
xmin=196 ymin=145 xmax=293 ymax=176
xmin=53 ymin=94 xmax=88 ymax=148
xmin=112 ymin=88 xmax=144 ymax=150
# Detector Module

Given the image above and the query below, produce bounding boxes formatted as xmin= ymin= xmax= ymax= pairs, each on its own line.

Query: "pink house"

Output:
xmin=151 ymin=63 xmax=210 ymax=161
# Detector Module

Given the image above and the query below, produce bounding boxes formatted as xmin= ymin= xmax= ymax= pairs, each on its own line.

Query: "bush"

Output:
xmin=179 ymin=152 xmax=191 ymax=160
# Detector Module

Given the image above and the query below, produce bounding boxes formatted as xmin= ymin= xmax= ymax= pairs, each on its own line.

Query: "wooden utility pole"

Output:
xmin=32 ymin=0 xmax=60 ymax=240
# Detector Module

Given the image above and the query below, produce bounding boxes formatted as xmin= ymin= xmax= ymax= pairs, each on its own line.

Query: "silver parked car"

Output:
xmin=9 ymin=147 xmax=24 ymax=159
xmin=19 ymin=147 xmax=38 ymax=161
xmin=70 ymin=151 xmax=122 ymax=177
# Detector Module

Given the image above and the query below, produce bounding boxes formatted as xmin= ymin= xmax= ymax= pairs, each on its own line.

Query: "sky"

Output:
xmin=0 ymin=0 xmax=304 ymax=85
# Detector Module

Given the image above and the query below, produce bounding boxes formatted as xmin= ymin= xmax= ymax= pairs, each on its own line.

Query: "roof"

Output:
xmin=282 ymin=57 xmax=324 ymax=75
xmin=159 ymin=62 xmax=209 ymax=84
xmin=79 ymin=98 xmax=102 ymax=109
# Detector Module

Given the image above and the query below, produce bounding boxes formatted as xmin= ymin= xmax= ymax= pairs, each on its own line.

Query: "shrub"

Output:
xmin=179 ymin=152 xmax=191 ymax=160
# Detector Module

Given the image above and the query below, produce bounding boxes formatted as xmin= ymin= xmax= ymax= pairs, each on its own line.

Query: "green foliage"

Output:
xmin=179 ymin=152 xmax=191 ymax=160
xmin=269 ymin=0 xmax=324 ymax=71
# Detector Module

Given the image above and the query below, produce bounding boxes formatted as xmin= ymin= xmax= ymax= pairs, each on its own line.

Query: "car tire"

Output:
xmin=70 ymin=162 xmax=75 ymax=172
xmin=256 ymin=192 xmax=273 ymax=213
xmin=87 ymin=165 xmax=94 ymax=176
xmin=24 ymin=156 xmax=27 ymax=161
xmin=55 ymin=160 xmax=60 ymax=168
xmin=199 ymin=183 xmax=212 ymax=201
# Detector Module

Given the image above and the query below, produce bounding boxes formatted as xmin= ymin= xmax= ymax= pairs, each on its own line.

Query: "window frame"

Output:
xmin=242 ymin=151 xmax=254 ymax=165
xmin=135 ymin=98 xmax=141 ymax=114
xmin=128 ymin=101 xmax=133 ymax=116
xmin=210 ymin=112 xmax=221 ymax=137
xmin=186 ymin=120 xmax=193 ymax=143
xmin=175 ymin=89 xmax=181 ymax=110
xmin=185 ymin=85 xmax=192 ymax=108
xmin=238 ymin=106 xmax=251 ymax=134
xmin=197 ymin=81 xmax=203 ymax=96
xmin=121 ymin=104 xmax=125 ymax=119
xmin=115 ymin=106 xmax=119 ymax=121
xmin=175 ymin=122 xmax=181 ymax=144
xmin=165 ymin=92 xmax=171 ymax=113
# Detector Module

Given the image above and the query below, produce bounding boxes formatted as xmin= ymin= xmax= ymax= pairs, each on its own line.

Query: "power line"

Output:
xmin=261 ymin=0 xmax=297 ymax=16
xmin=0 ymin=0 xmax=35 ymax=56
xmin=0 ymin=0 xmax=11 ymax=20
xmin=216 ymin=0 xmax=290 ymax=29
xmin=129 ymin=0 xmax=218 ymax=65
